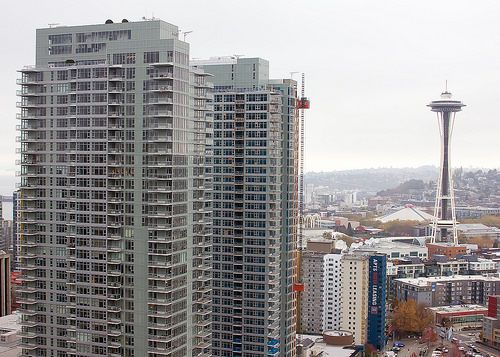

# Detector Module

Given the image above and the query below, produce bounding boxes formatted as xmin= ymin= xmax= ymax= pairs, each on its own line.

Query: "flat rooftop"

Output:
xmin=428 ymin=304 xmax=487 ymax=314
xmin=396 ymin=274 xmax=500 ymax=287
xmin=297 ymin=334 xmax=356 ymax=357
xmin=0 ymin=312 xmax=20 ymax=333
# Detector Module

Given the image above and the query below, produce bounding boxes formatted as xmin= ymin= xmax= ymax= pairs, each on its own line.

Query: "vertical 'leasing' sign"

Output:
xmin=371 ymin=258 xmax=378 ymax=314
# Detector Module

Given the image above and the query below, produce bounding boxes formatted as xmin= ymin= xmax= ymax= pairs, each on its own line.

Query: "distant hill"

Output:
xmin=377 ymin=179 xmax=427 ymax=196
xmin=305 ymin=166 xmax=439 ymax=192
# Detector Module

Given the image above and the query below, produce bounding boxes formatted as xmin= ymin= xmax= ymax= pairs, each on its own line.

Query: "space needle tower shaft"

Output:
xmin=427 ymin=91 xmax=465 ymax=244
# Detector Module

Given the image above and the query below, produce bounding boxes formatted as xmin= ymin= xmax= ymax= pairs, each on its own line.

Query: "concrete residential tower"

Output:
xmin=340 ymin=252 xmax=386 ymax=349
xmin=193 ymin=58 xmax=299 ymax=357
xmin=17 ymin=20 xmax=212 ymax=357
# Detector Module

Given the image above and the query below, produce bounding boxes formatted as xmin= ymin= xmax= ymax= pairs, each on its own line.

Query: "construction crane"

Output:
xmin=294 ymin=73 xmax=310 ymax=333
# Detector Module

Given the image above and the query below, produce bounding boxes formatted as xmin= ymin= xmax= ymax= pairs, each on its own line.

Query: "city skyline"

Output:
xmin=3 ymin=0 xmax=500 ymax=197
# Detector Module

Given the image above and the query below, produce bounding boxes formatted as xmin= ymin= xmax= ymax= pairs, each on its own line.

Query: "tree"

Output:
xmin=364 ymin=344 xmax=376 ymax=357
xmin=346 ymin=222 xmax=354 ymax=236
xmin=467 ymin=236 xmax=494 ymax=249
xmin=462 ymin=215 xmax=500 ymax=229
xmin=339 ymin=212 xmax=382 ymax=228
xmin=421 ymin=326 xmax=437 ymax=345
xmin=381 ymin=220 xmax=421 ymax=237
xmin=335 ymin=225 xmax=348 ymax=234
xmin=392 ymin=299 xmax=433 ymax=337
xmin=322 ymin=231 xmax=333 ymax=240
xmin=336 ymin=234 xmax=354 ymax=247
xmin=458 ymin=232 xmax=467 ymax=244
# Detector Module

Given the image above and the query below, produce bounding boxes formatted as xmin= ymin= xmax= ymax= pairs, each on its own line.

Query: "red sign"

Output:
xmin=294 ymin=283 xmax=304 ymax=291
xmin=298 ymin=99 xmax=310 ymax=109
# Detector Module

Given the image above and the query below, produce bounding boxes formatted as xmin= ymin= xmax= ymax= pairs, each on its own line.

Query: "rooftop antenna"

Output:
xmin=232 ymin=54 xmax=244 ymax=59
xmin=183 ymin=31 xmax=193 ymax=41
xmin=290 ymin=71 xmax=299 ymax=79
xmin=48 ymin=23 xmax=60 ymax=28
xmin=142 ymin=14 xmax=157 ymax=21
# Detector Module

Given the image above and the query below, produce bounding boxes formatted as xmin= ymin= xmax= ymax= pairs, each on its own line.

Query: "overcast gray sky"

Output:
xmin=1 ymin=0 xmax=499 ymax=196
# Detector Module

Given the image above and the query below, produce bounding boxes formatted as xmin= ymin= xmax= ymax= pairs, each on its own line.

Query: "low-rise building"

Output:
xmin=457 ymin=223 xmax=500 ymax=240
xmin=296 ymin=333 xmax=357 ymax=357
xmin=396 ymin=275 xmax=500 ymax=307
xmin=456 ymin=207 xmax=500 ymax=220
xmin=482 ymin=295 xmax=500 ymax=348
xmin=352 ymin=238 xmax=428 ymax=260
xmin=0 ymin=311 xmax=22 ymax=356
xmin=427 ymin=243 xmax=467 ymax=259
xmin=427 ymin=304 xmax=486 ymax=330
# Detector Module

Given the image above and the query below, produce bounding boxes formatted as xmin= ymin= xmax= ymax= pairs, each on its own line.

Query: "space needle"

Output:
xmin=427 ymin=90 xmax=465 ymax=244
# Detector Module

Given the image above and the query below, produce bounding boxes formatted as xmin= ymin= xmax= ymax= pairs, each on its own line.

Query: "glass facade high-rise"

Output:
xmin=193 ymin=58 xmax=298 ymax=357
xmin=17 ymin=20 xmax=212 ymax=357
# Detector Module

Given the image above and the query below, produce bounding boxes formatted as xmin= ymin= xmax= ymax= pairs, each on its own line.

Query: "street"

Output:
xmin=386 ymin=330 xmax=500 ymax=357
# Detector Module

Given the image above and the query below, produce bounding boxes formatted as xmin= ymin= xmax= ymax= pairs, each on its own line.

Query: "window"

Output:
xmin=113 ymin=53 xmax=136 ymax=64
xmin=144 ymin=52 xmax=159 ymax=64
xmin=49 ymin=34 xmax=72 ymax=45
xmin=49 ymin=45 xmax=72 ymax=55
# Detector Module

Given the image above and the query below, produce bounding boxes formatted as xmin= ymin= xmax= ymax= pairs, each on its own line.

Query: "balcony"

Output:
xmin=268 ymin=347 xmax=279 ymax=356
xmin=148 ymin=98 xmax=173 ymax=105
xmin=195 ymin=318 xmax=210 ymax=327
xmin=195 ymin=308 xmax=211 ymax=316
xmin=148 ymin=85 xmax=173 ymax=92
xmin=19 ymin=342 xmax=38 ymax=350
xmin=17 ymin=275 xmax=37 ymax=282
xmin=147 ymin=322 xmax=173 ymax=330
xmin=148 ymin=334 xmax=173 ymax=342
xmin=150 ymin=72 xmax=173 ymax=80
xmin=107 ymin=306 xmax=122 ymax=313
xmin=148 ymin=110 xmax=173 ymax=117
xmin=148 ymin=347 xmax=173 ymax=355
xmin=148 ymin=298 xmax=172 ymax=306
xmin=196 ymin=341 xmax=211 ymax=349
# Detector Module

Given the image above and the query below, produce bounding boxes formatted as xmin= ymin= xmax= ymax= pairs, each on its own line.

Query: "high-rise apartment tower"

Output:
xmin=192 ymin=58 xmax=298 ymax=357
xmin=17 ymin=20 xmax=212 ymax=357
xmin=340 ymin=252 xmax=386 ymax=350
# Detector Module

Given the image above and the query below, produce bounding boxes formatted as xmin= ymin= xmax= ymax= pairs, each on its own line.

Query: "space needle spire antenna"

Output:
xmin=427 ymin=88 xmax=465 ymax=244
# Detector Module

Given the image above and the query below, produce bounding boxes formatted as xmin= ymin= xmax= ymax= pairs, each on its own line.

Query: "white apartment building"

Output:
xmin=323 ymin=254 xmax=342 ymax=331
xmin=469 ymin=258 xmax=498 ymax=273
